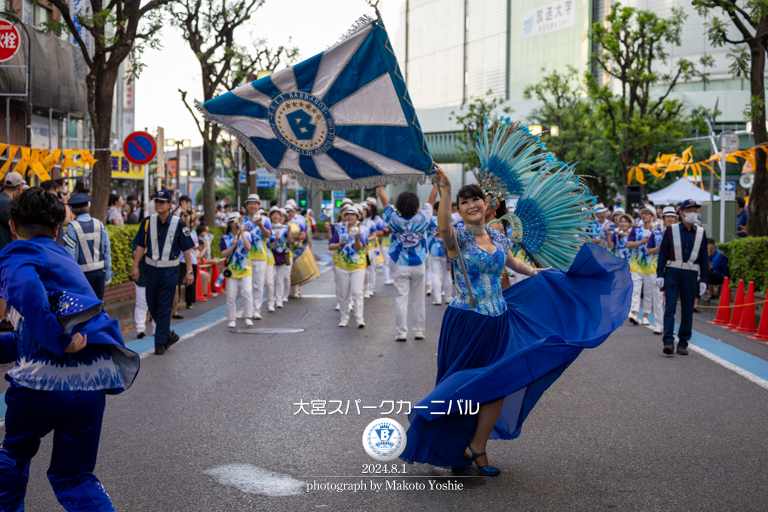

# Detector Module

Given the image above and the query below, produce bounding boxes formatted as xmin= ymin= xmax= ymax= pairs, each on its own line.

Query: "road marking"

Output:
xmin=203 ymin=464 xmax=304 ymax=496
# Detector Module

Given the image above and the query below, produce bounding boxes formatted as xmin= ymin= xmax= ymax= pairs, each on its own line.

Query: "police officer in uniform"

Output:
xmin=655 ymin=199 xmax=709 ymax=355
xmin=62 ymin=192 xmax=113 ymax=299
xmin=131 ymin=190 xmax=195 ymax=355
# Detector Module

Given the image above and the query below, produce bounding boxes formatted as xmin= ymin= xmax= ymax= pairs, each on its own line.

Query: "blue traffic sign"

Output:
xmin=723 ymin=181 xmax=736 ymax=192
xmin=123 ymin=131 xmax=157 ymax=165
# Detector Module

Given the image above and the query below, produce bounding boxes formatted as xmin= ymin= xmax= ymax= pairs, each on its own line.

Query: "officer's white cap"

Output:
xmin=245 ymin=194 xmax=261 ymax=203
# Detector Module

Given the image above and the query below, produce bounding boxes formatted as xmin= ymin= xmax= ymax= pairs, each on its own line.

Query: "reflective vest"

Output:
xmin=145 ymin=214 xmax=181 ymax=268
xmin=70 ymin=219 xmax=105 ymax=272
xmin=666 ymin=223 xmax=704 ymax=272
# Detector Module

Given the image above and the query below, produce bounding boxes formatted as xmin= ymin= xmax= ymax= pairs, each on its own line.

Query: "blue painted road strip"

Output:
xmin=0 ymin=305 xmax=228 ymax=421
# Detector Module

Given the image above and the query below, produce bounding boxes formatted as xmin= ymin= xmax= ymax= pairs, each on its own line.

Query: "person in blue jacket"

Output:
xmin=0 ymin=188 xmax=139 ymax=512
xmin=704 ymin=238 xmax=730 ymax=300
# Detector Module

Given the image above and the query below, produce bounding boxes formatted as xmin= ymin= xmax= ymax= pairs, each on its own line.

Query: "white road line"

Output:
xmin=138 ymin=316 xmax=229 ymax=359
xmin=688 ymin=344 xmax=768 ymax=391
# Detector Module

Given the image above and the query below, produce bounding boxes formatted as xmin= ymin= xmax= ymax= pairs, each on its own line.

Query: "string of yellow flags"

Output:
xmin=627 ymin=144 xmax=768 ymax=188
xmin=0 ymin=143 xmax=98 ymax=182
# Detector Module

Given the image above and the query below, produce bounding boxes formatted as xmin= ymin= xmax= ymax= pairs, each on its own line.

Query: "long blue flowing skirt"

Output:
xmin=400 ymin=244 xmax=632 ymax=468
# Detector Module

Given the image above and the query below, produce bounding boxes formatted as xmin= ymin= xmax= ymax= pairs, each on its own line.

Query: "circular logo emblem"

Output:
xmin=268 ymin=93 xmax=335 ymax=156
xmin=362 ymin=418 xmax=407 ymax=461
xmin=396 ymin=231 xmax=422 ymax=249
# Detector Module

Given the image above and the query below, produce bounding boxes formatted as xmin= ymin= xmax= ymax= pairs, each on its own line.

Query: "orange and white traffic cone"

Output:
xmin=708 ymin=277 xmax=731 ymax=325
xmin=734 ymin=281 xmax=757 ymax=334
xmin=726 ymin=279 xmax=745 ymax=330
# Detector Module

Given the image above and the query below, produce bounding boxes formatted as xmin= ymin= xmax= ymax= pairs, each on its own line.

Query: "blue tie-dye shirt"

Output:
xmin=382 ymin=203 xmax=433 ymax=266
xmin=427 ymin=215 xmax=447 ymax=257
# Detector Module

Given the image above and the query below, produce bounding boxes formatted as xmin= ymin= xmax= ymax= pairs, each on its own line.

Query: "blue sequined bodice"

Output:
xmin=450 ymin=228 xmax=512 ymax=316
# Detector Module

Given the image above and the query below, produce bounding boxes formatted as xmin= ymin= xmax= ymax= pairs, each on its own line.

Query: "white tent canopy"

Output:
xmin=647 ymin=178 xmax=718 ymax=205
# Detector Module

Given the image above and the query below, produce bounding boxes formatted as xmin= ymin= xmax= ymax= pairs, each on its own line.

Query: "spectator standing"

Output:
xmin=177 ymin=210 xmax=199 ymax=310
xmin=736 ymin=196 xmax=748 ymax=237
xmin=62 ymin=193 xmax=113 ymax=300
xmin=704 ymin=238 xmax=730 ymax=300
xmin=0 ymin=172 xmax=26 ymax=331
xmin=107 ymin=194 xmax=125 ymax=226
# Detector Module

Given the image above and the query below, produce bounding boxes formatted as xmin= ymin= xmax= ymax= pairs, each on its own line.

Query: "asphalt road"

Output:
xmin=8 ymin=247 xmax=768 ymax=511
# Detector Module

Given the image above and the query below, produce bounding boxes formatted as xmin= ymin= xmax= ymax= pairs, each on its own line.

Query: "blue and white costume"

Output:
xmin=427 ymin=215 xmax=452 ymax=305
xmin=382 ymin=202 xmax=433 ymax=338
xmin=63 ymin=213 xmax=113 ymax=300
xmin=0 ymin=236 xmax=139 ymax=512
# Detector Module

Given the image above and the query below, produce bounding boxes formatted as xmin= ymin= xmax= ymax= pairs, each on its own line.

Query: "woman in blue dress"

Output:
xmin=400 ymin=165 xmax=631 ymax=476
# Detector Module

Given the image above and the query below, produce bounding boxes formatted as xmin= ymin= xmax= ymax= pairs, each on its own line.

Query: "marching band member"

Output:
xmin=219 ymin=212 xmax=254 ymax=328
xmin=269 ymin=207 xmax=294 ymax=308
xmin=377 ymin=185 xmax=438 ymax=341
xmin=243 ymin=194 xmax=272 ymax=320
xmin=329 ymin=205 xmax=368 ymax=328
xmin=285 ymin=201 xmax=307 ymax=299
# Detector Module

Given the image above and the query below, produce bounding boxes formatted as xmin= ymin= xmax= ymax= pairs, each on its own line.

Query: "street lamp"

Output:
xmin=166 ymin=138 xmax=191 ymax=197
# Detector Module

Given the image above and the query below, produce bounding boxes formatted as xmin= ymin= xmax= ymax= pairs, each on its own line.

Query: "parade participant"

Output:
xmin=269 ymin=207 xmax=294 ymax=308
xmin=63 ymin=192 xmax=113 ymax=300
xmin=0 ymin=188 xmax=139 ymax=511
xmin=177 ymin=210 xmax=199 ymax=310
xmin=705 ymin=238 xmax=730 ymax=300
xmin=306 ymin=208 xmax=317 ymax=234
xmin=626 ymin=206 xmax=663 ymax=334
xmin=362 ymin=202 xmax=380 ymax=298
xmin=594 ymin=203 xmax=611 ymax=247
xmin=265 ymin=227 xmax=277 ymax=312
xmin=281 ymin=207 xmax=296 ymax=304
xmin=400 ymin=163 xmax=630 ymax=475
xmin=427 ymin=200 xmax=452 ymax=305
xmin=131 ymin=189 xmax=195 ymax=355
xmin=286 ymin=201 xmax=308 ymax=299
xmin=377 ymin=185 xmax=438 ymax=341
xmin=329 ymin=205 xmax=368 ymax=328
xmin=656 ymin=199 xmax=709 ymax=355
xmin=220 ymin=212 xmax=254 ymax=328
xmin=606 ymin=214 xmax=632 ymax=262
xmin=243 ymin=194 xmax=272 ymax=320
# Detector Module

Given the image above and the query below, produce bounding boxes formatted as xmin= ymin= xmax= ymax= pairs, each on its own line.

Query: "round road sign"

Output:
xmin=123 ymin=131 xmax=157 ymax=165
xmin=0 ymin=21 xmax=21 ymax=63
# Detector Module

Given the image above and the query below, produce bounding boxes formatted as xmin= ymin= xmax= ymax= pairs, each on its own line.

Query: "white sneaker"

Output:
xmin=628 ymin=312 xmax=639 ymax=325
xmin=268 ymin=304 xmax=275 ymax=312
xmin=228 ymin=320 xmax=236 ymax=328
xmin=339 ymin=319 xmax=348 ymax=327
xmin=395 ymin=333 xmax=407 ymax=341
xmin=364 ymin=293 xmax=372 ymax=299
xmin=653 ymin=327 xmax=663 ymax=335
xmin=426 ymin=289 xmax=432 ymax=296
xmin=236 ymin=310 xmax=244 ymax=319
xmin=276 ymin=302 xmax=283 ymax=309
xmin=641 ymin=317 xmax=650 ymax=326
xmin=244 ymin=318 xmax=253 ymax=326
xmin=432 ymin=301 xmax=442 ymax=306
xmin=414 ymin=332 xmax=425 ymax=340
xmin=253 ymin=311 xmax=262 ymax=320
xmin=444 ymin=298 xmax=452 ymax=304
xmin=358 ymin=321 xmax=365 ymax=329
xmin=335 ymin=304 xmax=340 ymax=311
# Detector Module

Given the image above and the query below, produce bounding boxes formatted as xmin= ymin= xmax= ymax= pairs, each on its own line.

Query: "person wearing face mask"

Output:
xmin=656 ymin=199 xmax=709 ymax=356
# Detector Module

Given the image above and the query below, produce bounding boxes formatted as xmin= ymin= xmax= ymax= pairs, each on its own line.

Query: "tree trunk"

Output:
xmin=89 ymin=69 xmax=119 ymax=223
xmin=748 ymin=40 xmax=768 ymax=237
xmin=202 ymin=135 xmax=217 ymax=227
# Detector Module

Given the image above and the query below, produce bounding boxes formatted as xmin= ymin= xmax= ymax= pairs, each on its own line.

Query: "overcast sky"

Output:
xmin=135 ymin=0 xmax=375 ymax=147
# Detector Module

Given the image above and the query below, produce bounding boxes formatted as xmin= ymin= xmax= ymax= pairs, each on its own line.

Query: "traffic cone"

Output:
xmin=726 ymin=279 xmax=745 ymax=330
xmin=195 ymin=264 xmax=208 ymax=302
xmin=203 ymin=260 xmax=216 ymax=298
xmin=735 ymin=281 xmax=757 ymax=333
xmin=708 ymin=277 xmax=731 ymax=325
xmin=749 ymin=298 xmax=768 ymax=341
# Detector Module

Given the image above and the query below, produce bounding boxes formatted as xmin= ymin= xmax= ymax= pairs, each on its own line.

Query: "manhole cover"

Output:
xmin=230 ymin=328 xmax=305 ymax=334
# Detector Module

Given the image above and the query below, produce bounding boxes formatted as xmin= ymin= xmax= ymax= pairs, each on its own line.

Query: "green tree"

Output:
xmin=523 ymin=66 xmax=622 ymax=200
xmin=170 ymin=0 xmax=298 ymax=226
xmin=693 ymin=0 xmax=768 ymax=235
xmin=588 ymin=3 xmax=713 ymax=187
xmin=450 ymin=91 xmax=511 ymax=186
xmin=42 ymin=0 xmax=173 ymax=222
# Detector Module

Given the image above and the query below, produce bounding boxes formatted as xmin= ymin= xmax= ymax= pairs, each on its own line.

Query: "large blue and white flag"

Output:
xmin=198 ymin=16 xmax=434 ymax=189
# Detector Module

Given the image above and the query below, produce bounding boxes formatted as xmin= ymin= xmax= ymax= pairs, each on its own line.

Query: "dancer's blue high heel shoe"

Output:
xmin=463 ymin=445 xmax=501 ymax=477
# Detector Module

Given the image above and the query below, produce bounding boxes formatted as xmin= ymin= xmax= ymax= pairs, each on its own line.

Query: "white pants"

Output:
xmin=134 ymin=283 xmax=155 ymax=334
xmin=383 ymin=247 xmax=394 ymax=284
xmin=394 ymin=263 xmax=426 ymax=336
xmin=336 ymin=267 xmax=365 ymax=324
xmin=250 ymin=259 xmax=267 ymax=312
xmin=274 ymin=265 xmax=290 ymax=304
xmin=365 ymin=249 xmax=377 ymax=294
xmin=428 ymin=256 xmax=452 ymax=302
xmin=226 ymin=275 xmax=254 ymax=321
xmin=291 ymin=284 xmax=301 ymax=296
xmin=284 ymin=265 xmax=293 ymax=301
xmin=265 ymin=263 xmax=275 ymax=307
xmin=631 ymin=272 xmax=663 ymax=328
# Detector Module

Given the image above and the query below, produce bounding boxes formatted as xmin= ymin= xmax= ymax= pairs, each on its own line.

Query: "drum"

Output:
xmin=291 ymin=246 xmax=321 ymax=286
